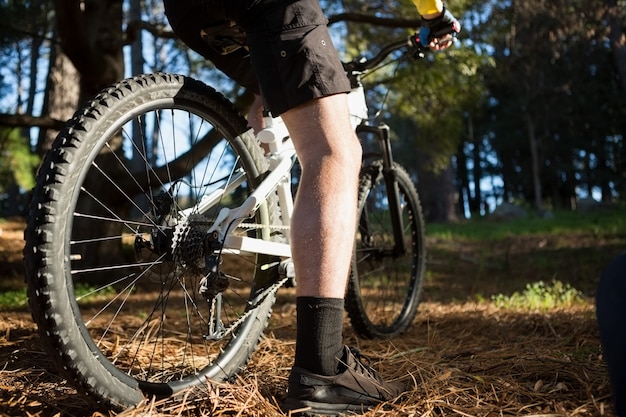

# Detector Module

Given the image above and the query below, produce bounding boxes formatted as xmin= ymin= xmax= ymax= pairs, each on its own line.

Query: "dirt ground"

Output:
xmin=0 ymin=217 xmax=619 ymax=416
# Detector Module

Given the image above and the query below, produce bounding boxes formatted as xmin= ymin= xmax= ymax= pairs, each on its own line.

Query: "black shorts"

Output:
xmin=164 ymin=0 xmax=350 ymax=115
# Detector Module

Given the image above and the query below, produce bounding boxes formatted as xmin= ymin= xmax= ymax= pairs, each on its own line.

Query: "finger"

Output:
xmin=430 ymin=34 xmax=453 ymax=50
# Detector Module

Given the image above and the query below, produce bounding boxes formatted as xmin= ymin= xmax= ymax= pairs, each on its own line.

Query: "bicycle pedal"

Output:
xmin=280 ymin=260 xmax=296 ymax=287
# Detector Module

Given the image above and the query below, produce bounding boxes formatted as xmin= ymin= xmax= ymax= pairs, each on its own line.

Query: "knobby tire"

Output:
xmin=346 ymin=161 xmax=426 ymax=339
xmin=24 ymin=73 xmax=278 ymax=409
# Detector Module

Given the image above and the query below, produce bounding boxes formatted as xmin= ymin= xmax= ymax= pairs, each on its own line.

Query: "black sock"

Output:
xmin=294 ymin=296 xmax=345 ymax=376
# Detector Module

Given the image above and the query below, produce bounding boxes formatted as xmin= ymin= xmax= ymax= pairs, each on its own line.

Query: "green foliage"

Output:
xmin=0 ymin=128 xmax=40 ymax=193
xmin=74 ymin=283 xmax=117 ymax=304
xmin=0 ymin=1 xmax=33 ymax=45
xmin=0 ymin=283 xmax=116 ymax=310
xmin=339 ymin=0 xmax=487 ymax=174
xmin=337 ymin=0 xmax=626 ymax=217
xmin=391 ymin=44 xmax=490 ymax=172
xmin=0 ymin=288 xmax=28 ymax=309
xmin=0 ymin=0 xmax=624 ymax=221
xmin=491 ymin=280 xmax=585 ymax=311
xmin=427 ymin=206 xmax=626 ymax=241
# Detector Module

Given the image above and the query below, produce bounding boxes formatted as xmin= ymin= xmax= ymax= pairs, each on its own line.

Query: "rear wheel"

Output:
xmin=24 ymin=73 xmax=279 ymax=408
xmin=346 ymin=161 xmax=426 ymax=339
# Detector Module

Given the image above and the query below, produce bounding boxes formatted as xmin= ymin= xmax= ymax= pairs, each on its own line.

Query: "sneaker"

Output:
xmin=283 ymin=346 xmax=405 ymax=416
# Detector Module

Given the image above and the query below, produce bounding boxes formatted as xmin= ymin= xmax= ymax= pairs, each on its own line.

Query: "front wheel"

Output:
xmin=346 ymin=161 xmax=426 ymax=339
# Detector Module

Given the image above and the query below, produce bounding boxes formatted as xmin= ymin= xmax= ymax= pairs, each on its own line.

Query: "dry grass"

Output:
xmin=0 ymin=300 xmax=611 ymax=416
xmin=0 ymin=217 xmax=618 ymax=416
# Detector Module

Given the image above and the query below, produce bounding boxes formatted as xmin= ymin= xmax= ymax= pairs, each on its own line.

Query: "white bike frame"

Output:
xmin=200 ymin=86 xmax=368 ymax=260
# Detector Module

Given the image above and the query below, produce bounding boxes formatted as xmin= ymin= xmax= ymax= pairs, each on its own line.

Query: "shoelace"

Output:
xmin=347 ymin=347 xmax=385 ymax=384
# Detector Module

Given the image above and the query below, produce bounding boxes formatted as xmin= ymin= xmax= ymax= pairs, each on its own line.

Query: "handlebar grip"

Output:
xmin=411 ymin=26 xmax=457 ymax=56
xmin=430 ymin=25 xmax=458 ymax=40
xmin=409 ymin=30 xmax=456 ymax=58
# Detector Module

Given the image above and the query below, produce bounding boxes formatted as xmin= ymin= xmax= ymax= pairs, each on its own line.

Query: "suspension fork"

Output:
xmin=357 ymin=123 xmax=406 ymax=257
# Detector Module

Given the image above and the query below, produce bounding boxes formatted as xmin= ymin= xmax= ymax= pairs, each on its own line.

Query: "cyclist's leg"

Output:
xmin=281 ymin=95 xmax=361 ymax=299
xmin=243 ymin=1 xmax=405 ymax=411
xmin=244 ymin=1 xmax=360 ymax=300
xmin=272 ymin=76 xmax=405 ymax=416
xmin=243 ymin=1 xmax=358 ymax=379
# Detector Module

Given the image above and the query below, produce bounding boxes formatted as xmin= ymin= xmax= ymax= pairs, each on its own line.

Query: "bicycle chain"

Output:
xmin=235 ymin=222 xmax=290 ymax=231
xmin=205 ymin=276 xmax=288 ymax=340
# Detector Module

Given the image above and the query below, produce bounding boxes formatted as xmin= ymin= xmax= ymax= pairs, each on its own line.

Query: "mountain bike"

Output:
xmin=23 ymin=32 xmax=432 ymax=409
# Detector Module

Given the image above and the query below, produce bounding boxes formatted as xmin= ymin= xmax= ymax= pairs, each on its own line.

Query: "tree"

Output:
xmin=37 ymin=42 xmax=80 ymax=154
xmin=605 ymin=0 xmax=626 ymax=94
xmin=54 ymin=0 xmax=124 ymax=104
xmin=478 ymin=0 xmax=626 ymax=209
xmin=0 ymin=0 xmax=53 ymax=210
xmin=1 ymin=0 xmax=625 ymax=221
xmin=0 ymin=128 xmax=39 ymax=215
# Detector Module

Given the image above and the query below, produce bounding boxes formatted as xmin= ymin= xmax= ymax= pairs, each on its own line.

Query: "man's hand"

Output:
xmin=419 ymin=7 xmax=460 ymax=50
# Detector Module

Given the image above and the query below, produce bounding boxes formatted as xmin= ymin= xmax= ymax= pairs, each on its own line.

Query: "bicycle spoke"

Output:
xmin=25 ymin=74 xmax=280 ymax=407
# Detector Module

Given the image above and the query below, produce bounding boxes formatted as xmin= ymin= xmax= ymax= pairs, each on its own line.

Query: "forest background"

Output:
xmin=0 ymin=0 xmax=625 ymax=222
xmin=0 ymin=1 xmax=624 ymax=415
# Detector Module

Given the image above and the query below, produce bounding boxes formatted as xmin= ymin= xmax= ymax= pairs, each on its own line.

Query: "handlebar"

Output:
xmin=342 ymin=27 xmax=456 ymax=75
xmin=343 ymin=38 xmax=411 ymax=74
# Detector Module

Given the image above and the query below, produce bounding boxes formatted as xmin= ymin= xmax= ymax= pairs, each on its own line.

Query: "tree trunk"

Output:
xmin=37 ymin=44 xmax=80 ymax=154
xmin=390 ymin=116 xmax=459 ymax=223
xmin=606 ymin=0 xmax=626 ymax=93
xmin=26 ymin=28 xmax=43 ymax=117
xmin=526 ymin=114 xmax=542 ymax=211
xmin=416 ymin=155 xmax=458 ymax=223
xmin=469 ymin=115 xmax=483 ymax=216
xmin=54 ymin=0 xmax=124 ymax=104
xmin=129 ymin=0 xmax=146 ymax=173
xmin=455 ymin=140 xmax=469 ymax=218
xmin=50 ymin=0 xmax=126 ymax=282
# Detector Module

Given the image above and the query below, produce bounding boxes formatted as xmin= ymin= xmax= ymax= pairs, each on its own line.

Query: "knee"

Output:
xmin=297 ymin=130 xmax=362 ymax=176
xmin=339 ymin=134 xmax=363 ymax=171
xmin=327 ymin=134 xmax=362 ymax=179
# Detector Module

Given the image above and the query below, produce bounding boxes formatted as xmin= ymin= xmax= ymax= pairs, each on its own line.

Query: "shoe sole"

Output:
xmin=282 ymin=399 xmax=374 ymax=416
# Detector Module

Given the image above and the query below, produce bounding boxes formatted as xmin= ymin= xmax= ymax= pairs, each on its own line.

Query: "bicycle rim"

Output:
xmin=24 ymin=74 xmax=277 ymax=408
xmin=347 ymin=161 xmax=425 ymax=339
